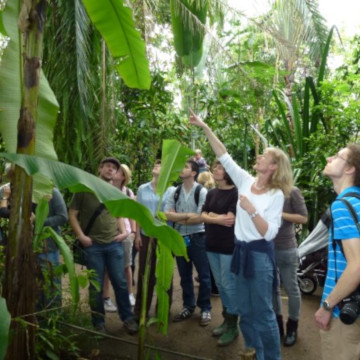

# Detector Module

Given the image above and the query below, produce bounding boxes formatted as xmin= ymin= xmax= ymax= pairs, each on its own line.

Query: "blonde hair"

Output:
xmin=197 ymin=171 xmax=215 ymax=190
xmin=119 ymin=164 xmax=132 ymax=187
xmin=265 ymin=147 xmax=293 ymax=197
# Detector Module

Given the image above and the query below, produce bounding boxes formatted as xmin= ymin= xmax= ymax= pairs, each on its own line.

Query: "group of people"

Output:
xmin=188 ymin=112 xmax=360 ymax=360
xmin=1 ymin=112 xmax=360 ymax=360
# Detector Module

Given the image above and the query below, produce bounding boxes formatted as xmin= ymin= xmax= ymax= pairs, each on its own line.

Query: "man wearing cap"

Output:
xmin=69 ymin=157 xmax=138 ymax=334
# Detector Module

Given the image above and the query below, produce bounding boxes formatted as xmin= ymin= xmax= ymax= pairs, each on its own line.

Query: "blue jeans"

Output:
xmin=274 ymin=248 xmax=301 ymax=320
xmin=85 ymin=241 xmax=133 ymax=327
xmin=176 ymin=232 xmax=211 ymax=312
xmin=207 ymin=251 xmax=237 ymax=314
xmin=38 ymin=250 xmax=62 ymax=309
xmin=234 ymin=251 xmax=281 ymax=360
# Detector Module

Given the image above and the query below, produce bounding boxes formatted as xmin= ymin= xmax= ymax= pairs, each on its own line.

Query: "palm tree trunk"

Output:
xmin=3 ymin=1 xmax=46 ymax=359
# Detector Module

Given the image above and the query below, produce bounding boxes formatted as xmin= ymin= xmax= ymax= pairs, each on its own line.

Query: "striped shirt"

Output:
xmin=321 ymin=186 xmax=360 ymax=317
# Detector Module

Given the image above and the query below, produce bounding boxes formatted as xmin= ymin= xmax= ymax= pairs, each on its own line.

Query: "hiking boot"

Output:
xmin=124 ymin=318 xmax=139 ymax=335
xmin=213 ymin=307 xmax=228 ymax=336
xmin=217 ymin=315 xmax=239 ymax=346
xmin=212 ymin=320 xmax=227 ymax=337
xmin=199 ymin=311 xmax=211 ymax=327
xmin=284 ymin=318 xmax=298 ymax=347
xmin=173 ymin=308 xmax=193 ymax=322
xmin=104 ymin=298 xmax=117 ymax=312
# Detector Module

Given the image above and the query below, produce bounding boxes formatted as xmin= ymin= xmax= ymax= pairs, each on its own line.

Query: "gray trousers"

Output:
xmin=273 ymin=248 xmax=301 ymax=320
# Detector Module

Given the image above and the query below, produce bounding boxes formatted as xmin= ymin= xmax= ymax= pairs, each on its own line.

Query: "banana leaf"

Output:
xmin=43 ymin=227 xmax=80 ymax=314
xmin=81 ymin=0 xmax=151 ymax=90
xmin=0 ymin=297 xmax=10 ymax=360
xmin=170 ymin=0 xmax=208 ymax=62
xmin=0 ymin=153 xmax=187 ymax=258
xmin=155 ymin=242 xmax=174 ymax=334
xmin=156 ymin=139 xmax=194 ymax=199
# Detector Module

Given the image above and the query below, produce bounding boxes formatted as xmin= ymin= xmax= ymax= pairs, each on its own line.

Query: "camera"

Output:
xmin=339 ymin=289 xmax=360 ymax=325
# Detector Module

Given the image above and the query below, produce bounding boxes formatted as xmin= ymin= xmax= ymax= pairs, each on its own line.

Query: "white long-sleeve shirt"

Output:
xmin=219 ymin=153 xmax=284 ymax=242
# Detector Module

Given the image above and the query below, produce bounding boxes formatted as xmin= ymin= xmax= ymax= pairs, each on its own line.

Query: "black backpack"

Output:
xmin=174 ymin=184 xmax=203 ymax=210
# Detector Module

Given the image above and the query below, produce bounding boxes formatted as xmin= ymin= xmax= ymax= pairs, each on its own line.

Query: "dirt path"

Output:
xmin=77 ymin=264 xmax=323 ymax=360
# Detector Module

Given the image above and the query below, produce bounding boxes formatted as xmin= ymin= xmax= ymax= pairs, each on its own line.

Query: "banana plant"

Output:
xmin=135 ymin=139 xmax=193 ymax=359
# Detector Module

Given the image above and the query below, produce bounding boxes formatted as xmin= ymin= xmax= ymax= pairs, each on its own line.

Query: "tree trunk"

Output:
xmin=3 ymin=1 xmax=46 ymax=359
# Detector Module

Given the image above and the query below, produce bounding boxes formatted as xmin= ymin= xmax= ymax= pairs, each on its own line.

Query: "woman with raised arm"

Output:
xmin=189 ymin=109 xmax=293 ymax=360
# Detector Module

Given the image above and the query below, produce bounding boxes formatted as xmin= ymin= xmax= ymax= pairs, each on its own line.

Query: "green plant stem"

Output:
xmin=137 ymin=237 xmax=155 ymax=360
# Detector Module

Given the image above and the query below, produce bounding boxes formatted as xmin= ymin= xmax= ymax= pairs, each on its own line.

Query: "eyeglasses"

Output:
xmin=332 ymin=153 xmax=350 ymax=163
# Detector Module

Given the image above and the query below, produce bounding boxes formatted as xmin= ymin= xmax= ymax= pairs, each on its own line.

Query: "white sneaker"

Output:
xmin=129 ymin=293 xmax=135 ymax=306
xmin=104 ymin=298 xmax=117 ymax=312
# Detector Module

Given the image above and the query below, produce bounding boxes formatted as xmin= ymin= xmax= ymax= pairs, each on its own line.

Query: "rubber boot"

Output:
xmin=276 ymin=314 xmax=284 ymax=338
xmin=284 ymin=318 xmax=298 ymax=347
xmin=212 ymin=308 xmax=228 ymax=337
xmin=217 ymin=314 xmax=239 ymax=347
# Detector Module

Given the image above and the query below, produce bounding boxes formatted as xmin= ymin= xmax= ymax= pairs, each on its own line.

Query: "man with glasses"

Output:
xmin=315 ymin=144 xmax=360 ymax=359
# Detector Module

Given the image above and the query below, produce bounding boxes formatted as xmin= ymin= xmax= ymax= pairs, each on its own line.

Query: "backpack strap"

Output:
xmin=174 ymin=184 xmax=182 ymax=211
xmin=194 ymin=184 xmax=203 ymax=207
xmin=174 ymin=184 xmax=203 ymax=211
xmin=331 ymin=192 xmax=360 ymax=255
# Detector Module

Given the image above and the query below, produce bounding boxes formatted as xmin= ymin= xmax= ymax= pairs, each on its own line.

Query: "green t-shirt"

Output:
xmin=69 ymin=192 xmax=119 ymax=244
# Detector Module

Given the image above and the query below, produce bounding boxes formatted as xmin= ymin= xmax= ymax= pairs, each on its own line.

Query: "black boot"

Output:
xmin=276 ymin=314 xmax=284 ymax=338
xmin=284 ymin=318 xmax=298 ymax=347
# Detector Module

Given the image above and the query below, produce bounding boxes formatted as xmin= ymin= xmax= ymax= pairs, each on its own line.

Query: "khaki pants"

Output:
xmin=320 ymin=317 xmax=360 ymax=360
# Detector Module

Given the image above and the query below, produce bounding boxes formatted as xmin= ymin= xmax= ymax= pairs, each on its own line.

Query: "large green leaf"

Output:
xmin=155 ymin=242 xmax=174 ymax=334
xmin=81 ymin=0 xmax=151 ymax=90
xmin=272 ymin=90 xmax=296 ymax=155
xmin=170 ymin=0 xmax=208 ymax=66
xmin=44 ymin=227 xmax=80 ymax=314
xmin=317 ymin=26 xmax=335 ymax=86
xmin=0 ymin=153 xmax=187 ymax=257
xmin=156 ymin=139 xmax=194 ymax=200
xmin=0 ymin=297 xmax=11 ymax=360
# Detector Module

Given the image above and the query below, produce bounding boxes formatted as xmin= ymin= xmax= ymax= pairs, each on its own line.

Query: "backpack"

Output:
xmin=174 ymin=184 xmax=203 ymax=210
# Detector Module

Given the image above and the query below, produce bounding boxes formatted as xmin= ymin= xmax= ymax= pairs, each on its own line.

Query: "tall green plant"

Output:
xmin=136 ymin=139 xmax=193 ymax=360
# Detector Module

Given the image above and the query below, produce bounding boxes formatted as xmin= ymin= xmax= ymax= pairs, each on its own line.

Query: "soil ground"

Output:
xmin=70 ymin=261 xmax=323 ymax=360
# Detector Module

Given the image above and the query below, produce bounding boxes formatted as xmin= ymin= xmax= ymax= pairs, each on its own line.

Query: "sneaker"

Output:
xmin=199 ymin=311 xmax=211 ymax=327
xmin=104 ymin=298 xmax=117 ymax=312
xmin=173 ymin=308 xmax=193 ymax=322
xmin=129 ymin=293 xmax=135 ymax=306
xmin=124 ymin=318 xmax=139 ymax=335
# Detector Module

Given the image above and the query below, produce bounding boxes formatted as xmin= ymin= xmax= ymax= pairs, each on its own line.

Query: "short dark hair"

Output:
xmin=100 ymin=157 xmax=121 ymax=170
xmin=347 ymin=144 xmax=360 ymax=187
xmin=187 ymin=159 xmax=199 ymax=178
xmin=213 ymin=160 xmax=234 ymax=186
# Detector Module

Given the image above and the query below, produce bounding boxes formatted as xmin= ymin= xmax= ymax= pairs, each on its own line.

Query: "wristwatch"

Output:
xmin=250 ymin=210 xmax=259 ymax=219
xmin=322 ymin=299 xmax=332 ymax=312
